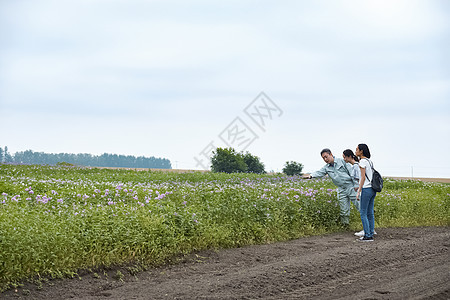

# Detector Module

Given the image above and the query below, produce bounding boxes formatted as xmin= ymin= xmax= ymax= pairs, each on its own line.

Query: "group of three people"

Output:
xmin=302 ymin=143 xmax=377 ymax=242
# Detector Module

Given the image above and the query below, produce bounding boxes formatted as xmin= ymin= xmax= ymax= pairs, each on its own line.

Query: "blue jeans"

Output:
xmin=360 ymin=187 xmax=376 ymax=238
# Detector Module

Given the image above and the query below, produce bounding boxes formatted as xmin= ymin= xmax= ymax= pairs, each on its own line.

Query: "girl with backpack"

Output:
xmin=356 ymin=144 xmax=376 ymax=242
xmin=346 ymin=148 xmax=377 ymax=237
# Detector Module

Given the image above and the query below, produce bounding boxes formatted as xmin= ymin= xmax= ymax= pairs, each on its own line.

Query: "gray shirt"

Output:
xmin=351 ymin=162 xmax=361 ymax=182
xmin=311 ymin=157 xmax=355 ymax=190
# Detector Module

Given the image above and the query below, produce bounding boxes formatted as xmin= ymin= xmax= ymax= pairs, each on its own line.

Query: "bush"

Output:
xmin=211 ymin=148 xmax=247 ymax=173
xmin=242 ymin=152 xmax=265 ymax=174
xmin=283 ymin=161 xmax=304 ymax=176
xmin=211 ymin=148 xmax=266 ymax=174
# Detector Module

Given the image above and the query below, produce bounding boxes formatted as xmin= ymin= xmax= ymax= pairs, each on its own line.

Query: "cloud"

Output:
xmin=0 ymin=0 xmax=449 ymax=177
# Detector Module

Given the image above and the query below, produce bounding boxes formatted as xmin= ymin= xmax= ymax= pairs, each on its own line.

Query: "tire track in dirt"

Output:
xmin=270 ymin=241 xmax=448 ymax=299
xmin=182 ymin=229 xmax=449 ymax=299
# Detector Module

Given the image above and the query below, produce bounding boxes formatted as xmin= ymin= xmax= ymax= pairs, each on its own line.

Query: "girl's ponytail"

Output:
xmin=343 ymin=149 xmax=359 ymax=162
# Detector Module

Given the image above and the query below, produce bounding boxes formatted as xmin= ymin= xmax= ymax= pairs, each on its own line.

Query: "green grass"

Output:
xmin=0 ymin=165 xmax=449 ymax=290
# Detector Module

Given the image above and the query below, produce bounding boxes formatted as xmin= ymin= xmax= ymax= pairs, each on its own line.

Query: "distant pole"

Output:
xmin=411 ymin=166 xmax=414 ymax=178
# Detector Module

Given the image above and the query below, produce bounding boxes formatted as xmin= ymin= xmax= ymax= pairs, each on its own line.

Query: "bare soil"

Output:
xmin=2 ymin=226 xmax=449 ymax=300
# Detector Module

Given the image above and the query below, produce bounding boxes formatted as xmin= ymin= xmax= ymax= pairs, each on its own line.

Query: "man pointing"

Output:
xmin=302 ymin=148 xmax=359 ymax=228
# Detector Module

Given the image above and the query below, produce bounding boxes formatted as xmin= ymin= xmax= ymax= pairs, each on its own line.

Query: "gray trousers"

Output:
xmin=337 ymin=185 xmax=360 ymax=225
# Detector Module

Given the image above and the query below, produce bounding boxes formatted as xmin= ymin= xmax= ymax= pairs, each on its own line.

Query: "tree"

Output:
xmin=211 ymin=147 xmax=247 ymax=173
xmin=243 ymin=152 xmax=265 ymax=174
xmin=3 ymin=146 xmax=13 ymax=163
xmin=210 ymin=148 xmax=266 ymax=174
xmin=282 ymin=161 xmax=304 ymax=176
xmin=0 ymin=146 xmax=3 ymax=163
xmin=0 ymin=148 xmax=171 ymax=168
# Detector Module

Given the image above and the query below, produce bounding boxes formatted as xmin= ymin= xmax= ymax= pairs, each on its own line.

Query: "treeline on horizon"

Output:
xmin=0 ymin=146 xmax=171 ymax=169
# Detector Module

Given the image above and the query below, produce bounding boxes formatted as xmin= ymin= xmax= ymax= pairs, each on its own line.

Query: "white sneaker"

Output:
xmin=354 ymin=230 xmax=377 ymax=237
xmin=354 ymin=230 xmax=364 ymax=237
xmin=358 ymin=236 xmax=374 ymax=242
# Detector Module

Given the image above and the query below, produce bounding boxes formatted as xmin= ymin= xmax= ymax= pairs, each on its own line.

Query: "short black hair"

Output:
xmin=320 ymin=148 xmax=332 ymax=156
xmin=357 ymin=144 xmax=371 ymax=158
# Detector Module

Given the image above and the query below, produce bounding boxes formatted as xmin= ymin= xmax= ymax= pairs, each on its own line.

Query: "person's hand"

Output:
xmin=354 ymin=187 xmax=358 ymax=192
xmin=356 ymin=189 xmax=361 ymax=200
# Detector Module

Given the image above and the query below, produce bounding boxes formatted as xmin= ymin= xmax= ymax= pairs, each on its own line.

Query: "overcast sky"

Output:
xmin=1 ymin=0 xmax=449 ymax=177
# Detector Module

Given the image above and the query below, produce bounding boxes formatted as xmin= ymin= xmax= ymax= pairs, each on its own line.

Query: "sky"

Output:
xmin=1 ymin=0 xmax=449 ymax=178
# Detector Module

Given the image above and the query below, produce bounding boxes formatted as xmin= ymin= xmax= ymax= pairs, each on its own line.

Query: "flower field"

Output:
xmin=0 ymin=164 xmax=449 ymax=290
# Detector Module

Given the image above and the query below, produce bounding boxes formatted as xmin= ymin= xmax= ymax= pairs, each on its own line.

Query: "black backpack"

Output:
xmin=364 ymin=159 xmax=383 ymax=192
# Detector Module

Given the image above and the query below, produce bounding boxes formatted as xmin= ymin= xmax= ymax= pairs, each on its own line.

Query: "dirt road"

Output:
xmin=3 ymin=226 xmax=449 ymax=300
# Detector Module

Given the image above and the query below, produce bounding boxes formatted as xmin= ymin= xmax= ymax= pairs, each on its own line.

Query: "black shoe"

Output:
xmin=358 ymin=236 xmax=374 ymax=242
